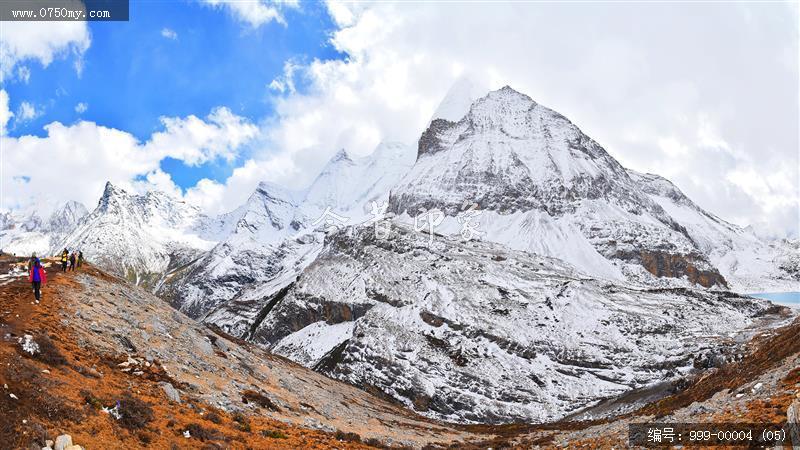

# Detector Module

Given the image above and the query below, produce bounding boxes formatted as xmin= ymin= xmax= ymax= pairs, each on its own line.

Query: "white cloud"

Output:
xmin=0 ymin=21 xmax=90 ymax=80
xmin=75 ymin=102 xmax=88 ymax=114
xmin=16 ymin=66 xmax=31 ymax=83
xmin=184 ymin=158 xmax=279 ymax=214
xmin=161 ymin=28 xmax=178 ymax=40
xmin=200 ymin=0 xmax=298 ymax=28
xmin=213 ymin=1 xmax=796 ymax=237
xmin=0 ymin=92 xmax=258 ymax=217
xmin=268 ymin=59 xmax=300 ymax=93
xmin=0 ymin=90 xmax=13 ymax=136
xmin=268 ymin=79 xmax=286 ymax=93
xmin=146 ymin=107 xmax=258 ymax=166
xmin=16 ymin=102 xmax=39 ymax=123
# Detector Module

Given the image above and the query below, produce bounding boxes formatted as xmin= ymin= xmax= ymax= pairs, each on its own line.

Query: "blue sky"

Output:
xmin=4 ymin=0 xmax=342 ymax=190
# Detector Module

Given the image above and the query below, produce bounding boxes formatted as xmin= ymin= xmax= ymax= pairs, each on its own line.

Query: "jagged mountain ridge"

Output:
xmin=158 ymin=142 xmax=415 ymax=319
xmin=8 ymin=85 xmax=793 ymax=299
xmin=52 ymin=182 xmax=219 ymax=287
xmin=0 ymin=83 xmax=796 ymax=426
xmin=1 ymin=84 xmax=793 ymax=315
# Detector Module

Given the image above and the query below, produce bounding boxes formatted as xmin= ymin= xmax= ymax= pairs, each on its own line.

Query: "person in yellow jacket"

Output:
xmin=61 ymin=248 xmax=69 ymax=272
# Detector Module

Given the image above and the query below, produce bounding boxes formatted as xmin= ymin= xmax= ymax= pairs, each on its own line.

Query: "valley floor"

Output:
xmin=0 ymin=255 xmax=798 ymax=449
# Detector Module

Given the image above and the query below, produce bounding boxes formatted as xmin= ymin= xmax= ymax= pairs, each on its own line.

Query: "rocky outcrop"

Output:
xmin=250 ymin=291 xmax=374 ymax=347
xmin=615 ymin=250 xmax=728 ymax=288
xmin=788 ymin=399 xmax=800 ymax=448
xmin=418 ymin=118 xmax=456 ymax=158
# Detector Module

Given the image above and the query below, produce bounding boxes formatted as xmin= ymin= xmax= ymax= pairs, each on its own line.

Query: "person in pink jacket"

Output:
xmin=28 ymin=257 xmax=47 ymax=301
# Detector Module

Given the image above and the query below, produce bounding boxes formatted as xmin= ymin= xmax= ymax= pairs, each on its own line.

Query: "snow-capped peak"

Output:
xmin=302 ymin=142 xmax=414 ymax=220
xmin=98 ymin=181 xmax=125 ymax=205
xmin=430 ymin=76 xmax=487 ymax=123
xmin=96 ymin=181 xmax=142 ymax=204
xmin=51 ymin=181 xmax=217 ymax=286
xmin=161 ymin=140 xmax=416 ymax=319
xmin=390 ymin=86 xmax=736 ymax=287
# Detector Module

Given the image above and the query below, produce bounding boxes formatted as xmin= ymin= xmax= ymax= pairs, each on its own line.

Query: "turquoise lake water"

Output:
xmin=749 ymin=292 xmax=800 ymax=307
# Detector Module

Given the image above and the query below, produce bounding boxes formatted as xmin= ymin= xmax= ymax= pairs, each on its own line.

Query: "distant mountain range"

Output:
xmin=0 ymin=200 xmax=88 ymax=257
xmin=1 ymin=84 xmax=796 ymax=423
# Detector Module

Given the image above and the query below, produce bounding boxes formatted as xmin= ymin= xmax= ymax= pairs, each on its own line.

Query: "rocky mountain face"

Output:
xmin=628 ymin=170 xmax=799 ymax=291
xmin=53 ymin=182 xmax=218 ymax=288
xmin=46 ymin=200 xmax=90 ymax=235
xmin=241 ymin=220 xmax=781 ymax=423
xmin=189 ymin=86 xmax=794 ymax=424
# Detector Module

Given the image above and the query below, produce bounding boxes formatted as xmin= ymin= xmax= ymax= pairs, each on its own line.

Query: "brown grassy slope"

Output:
xmin=0 ymin=257 xmax=394 ymax=449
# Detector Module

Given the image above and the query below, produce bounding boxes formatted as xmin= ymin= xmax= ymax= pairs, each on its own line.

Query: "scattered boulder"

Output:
xmin=685 ymin=401 xmax=710 ymax=415
xmin=197 ymin=337 xmax=214 ymax=356
xmin=788 ymin=400 xmax=800 ymax=447
xmin=53 ymin=435 xmax=72 ymax=450
xmin=160 ymin=382 xmax=181 ymax=403
xmin=303 ymin=417 xmax=334 ymax=433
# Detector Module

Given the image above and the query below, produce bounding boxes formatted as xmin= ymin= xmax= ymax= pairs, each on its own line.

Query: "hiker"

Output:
xmin=28 ymin=257 xmax=46 ymax=302
xmin=69 ymin=252 xmax=76 ymax=271
xmin=61 ymin=248 xmax=68 ymax=272
xmin=77 ymin=251 xmax=84 ymax=268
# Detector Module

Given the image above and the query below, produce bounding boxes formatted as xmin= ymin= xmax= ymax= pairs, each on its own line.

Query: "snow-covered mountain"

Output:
xmin=199 ymin=85 xmax=794 ymax=423
xmin=303 ymin=142 xmax=415 ymax=221
xmin=46 ymin=200 xmax=90 ymax=235
xmin=0 ymin=200 xmax=89 ymax=256
xmin=160 ymin=142 xmax=415 ymax=319
xmin=3 ymin=84 xmax=791 ymax=314
xmin=628 ymin=170 xmax=799 ymax=292
xmin=54 ymin=182 xmax=218 ymax=287
xmin=246 ymin=220 xmax=781 ymax=423
xmin=157 ymin=180 xmax=318 ymax=318
xmin=1 ymin=83 xmax=795 ymax=426
xmin=388 ymin=86 xmax=795 ymax=290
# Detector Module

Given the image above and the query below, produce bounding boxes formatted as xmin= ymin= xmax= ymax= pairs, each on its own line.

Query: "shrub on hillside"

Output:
xmin=118 ymin=395 xmax=154 ymax=430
